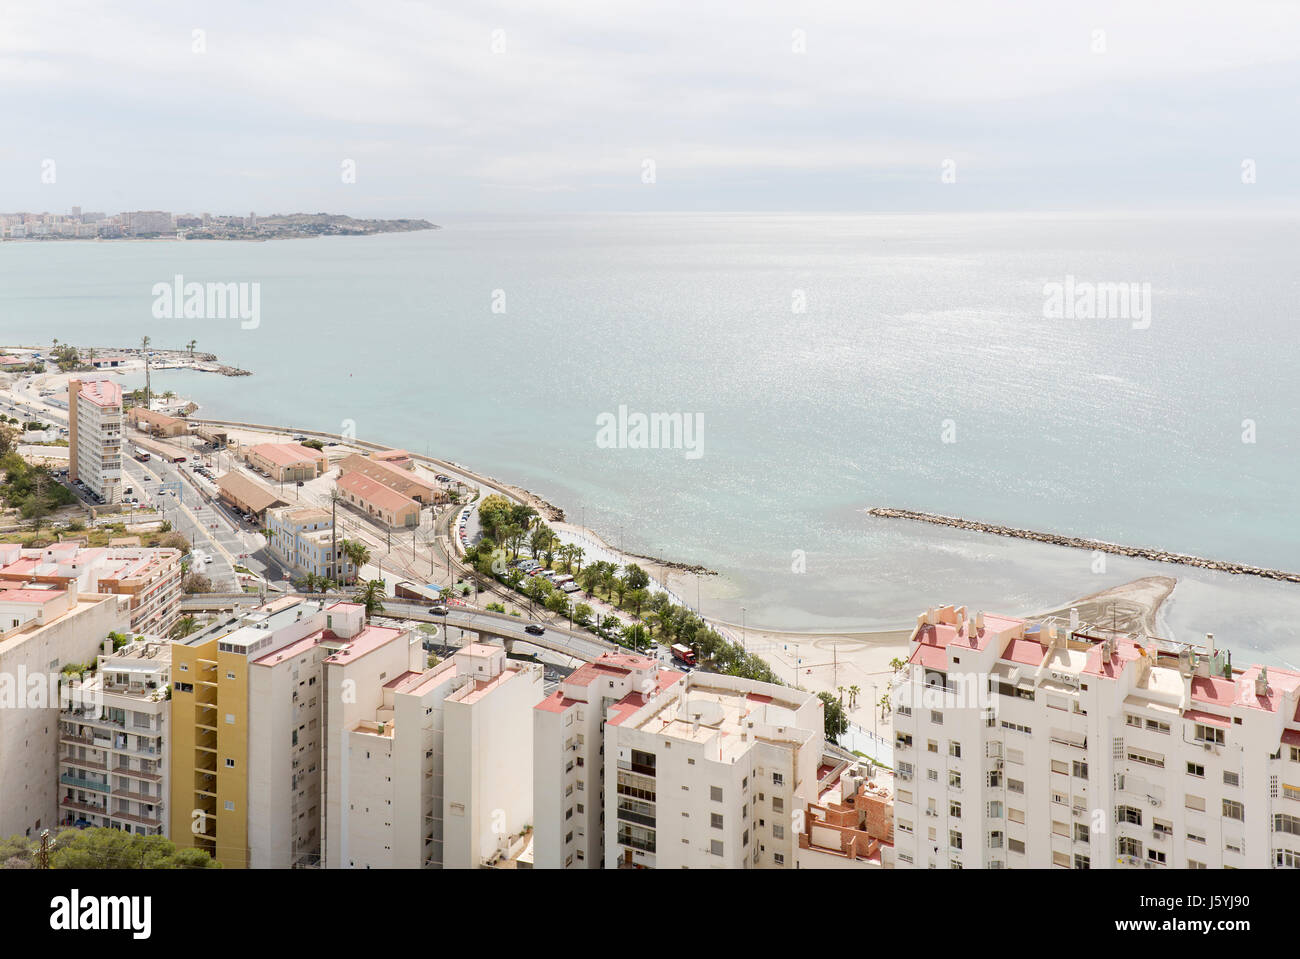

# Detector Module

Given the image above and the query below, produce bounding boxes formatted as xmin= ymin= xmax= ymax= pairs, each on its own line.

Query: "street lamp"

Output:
xmin=741 ymin=607 xmax=746 ymax=652
xmin=870 ymin=683 xmax=878 ymax=745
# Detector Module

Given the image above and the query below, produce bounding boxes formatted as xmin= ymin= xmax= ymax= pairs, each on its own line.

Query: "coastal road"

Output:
xmin=179 ymin=592 xmax=618 ymax=662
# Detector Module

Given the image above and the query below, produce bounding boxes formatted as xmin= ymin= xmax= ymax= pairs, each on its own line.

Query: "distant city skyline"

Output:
xmin=2 ymin=1 xmax=1298 ymax=215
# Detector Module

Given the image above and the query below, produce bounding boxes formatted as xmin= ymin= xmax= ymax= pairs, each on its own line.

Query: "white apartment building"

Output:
xmin=534 ymin=651 xmax=683 ymax=868
xmin=602 ymin=672 xmax=824 ymax=869
xmin=891 ymin=603 xmax=1300 ymax=870
xmin=58 ymin=638 xmax=170 ymax=836
xmin=326 ymin=642 xmax=543 ymax=870
xmin=442 ymin=644 xmax=542 ymax=868
xmin=0 ymin=583 xmax=131 ymax=838
xmin=68 ymin=378 xmax=124 ymax=504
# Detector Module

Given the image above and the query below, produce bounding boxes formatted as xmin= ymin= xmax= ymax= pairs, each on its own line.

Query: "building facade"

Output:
xmin=58 ymin=638 xmax=171 ymax=836
xmin=68 ymin=378 xmax=124 ymax=504
xmin=265 ymin=506 xmax=353 ymax=582
xmin=890 ymin=603 xmax=1300 ymax=870
xmin=0 ymin=584 xmax=131 ymax=838
xmin=602 ymin=672 xmax=824 ymax=869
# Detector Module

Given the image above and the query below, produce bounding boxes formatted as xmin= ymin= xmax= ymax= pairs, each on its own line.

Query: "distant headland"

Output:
xmin=0 ymin=209 xmax=439 ymax=241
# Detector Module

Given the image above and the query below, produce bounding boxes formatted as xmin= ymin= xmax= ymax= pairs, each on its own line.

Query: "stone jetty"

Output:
xmin=868 ymin=507 xmax=1300 ymax=584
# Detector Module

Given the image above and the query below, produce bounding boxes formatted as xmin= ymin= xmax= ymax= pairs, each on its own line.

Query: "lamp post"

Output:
xmin=741 ymin=607 xmax=746 ymax=652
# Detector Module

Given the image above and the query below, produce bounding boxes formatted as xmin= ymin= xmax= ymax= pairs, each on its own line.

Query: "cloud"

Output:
xmin=1 ymin=0 xmax=1297 ymax=212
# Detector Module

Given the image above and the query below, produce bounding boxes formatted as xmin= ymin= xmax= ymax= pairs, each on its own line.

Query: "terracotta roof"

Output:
xmin=217 ymin=471 xmax=289 ymax=513
xmin=336 ymin=470 xmax=419 ymax=513
xmin=248 ymin=442 xmax=325 ymax=468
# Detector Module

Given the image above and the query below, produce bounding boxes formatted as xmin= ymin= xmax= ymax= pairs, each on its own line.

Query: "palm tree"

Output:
xmin=848 ymin=684 xmax=860 ymax=710
xmin=837 ymin=685 xmax=845 ymax=704
xmin=341 ymin=539 xmax=370 ymax=584
xmin=572 ymin=546 xmax=584 ymax=574
xmin=889 ymin=657 xmax=906 ymax=675
xmin=170 ymin=615 xmax=200 ymax=639
xmin=186 ymin=339 xmax=197 ymax=358
xmin=353 ymin=579 xmax=386 ymax=620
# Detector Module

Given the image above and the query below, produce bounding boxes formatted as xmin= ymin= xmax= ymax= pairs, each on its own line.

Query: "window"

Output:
xmin=1194 ymin=724 xmax=1225 ymax=746
xmin=1051 ymin=760 xmax=1069 ymax=776
xmin=710 ymin=786 xmax=723 ymax=802
xmin=1072 ymin=760 xmax=1088 ymax=780
xmin=1007 ymin=838 xmax=1025 ymax=854
xmin=772 ymin=772 xmax=785 ymax=786
xmin=948 ymin=741 xmax=961 ymax=759
xmin=1144 ymin=718 xmax=1170 ymax=735
xmin=930 ymin=710 xmax=943 ymax=725
xmin=1186 ymin=795 xmax=1206 ymax=812
xmin=1127 ymin=749 xmax=1164 ymax=768
xmin=949 ymin=830 xmax=962 ymax=850
xmin=773 ymin=853 xmax=784 ymax=866
xmin=709 ymin=840 xmax=723 ymax=857
xmin=1186 ymin=761 xmax=1205 ymax=778
xmin=987 ymin=800 xmax=1003 ymax=819
xmin=773 ymin=824 xmax=785 ymax=839
xmin=1117 ymin=805 xmax=1142 ymax=825
xmin=1147 ymin=848 xmax=1166 ymax=865
xmin=927 ymin=740 xmax=938 ymax=753
xmin=224 ymin=801 xmax=235 ymax=811
xmin=1074 ymin=853 xmax=1090 ymax=869
xmin=225 ymin=758 xmax=235 ymax=768
xmin=1223 ymin=771 xmax=1240 ymax=787
xmin=1008 ymin=808 xmax=1025 ymax=824
xmin=1118 ymin=836 xmax=1142 ymax=858
xmin=1275 ymin=848 xmax=1300 ymax=868
xmin=772 ymin=796 xmax=784 ymax=813
xmin=1273 ymin=814 xmax=1300 ymax=836
xmin=927 ymin=769 xmax=939 ymax=782
xmin=1223 ymin=799 xmax=1245 ymax=822
xmin=1292 ymin=747 xmax=1300 ymax=763
xmin=949 ymin=801 xmax=961 ymax=819
xmin=710 ymin=813 xmax=724 ymax=830
xmin=1007 ymin=778 xmax=1024 ymax=795
xmin=948 ymin=771 xmax=961 ymax=789
xmin=988 ymin=830 xmax=1003 ymax=849
xmin=988 ymin=770 xmax=1002 ymax=788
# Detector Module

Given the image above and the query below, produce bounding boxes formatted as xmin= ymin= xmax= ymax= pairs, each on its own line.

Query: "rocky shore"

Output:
xmin=869 ymin=507 xmax=1300 ymax=584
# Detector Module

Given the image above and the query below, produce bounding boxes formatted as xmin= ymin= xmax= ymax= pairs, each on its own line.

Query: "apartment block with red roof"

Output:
xmin=533 ymin=651 xmax=683 ymax=868
xmin=601 ymin=671 xmax=823 ymax=869
xmin=327 ymin=641 xmax=543 ymax=869
xmin=891 ymin=603 xmax=1300 ymax=870
xmin=0 ymin=583 xmax=131 ymax=838
xmin=68 ymin=377 xmax=124 ymax=503
xmin=0 ymin=542 xmax=182 ymax=635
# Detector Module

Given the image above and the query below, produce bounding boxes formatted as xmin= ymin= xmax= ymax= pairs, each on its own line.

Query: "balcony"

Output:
xmin=60 ymin=773 xmax=110 ymax=793
xmin=60 ymin=754 xmax=108 ymax=773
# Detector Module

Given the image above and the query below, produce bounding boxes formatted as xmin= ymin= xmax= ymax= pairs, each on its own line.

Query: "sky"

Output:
xmin=1 ymin=0 xmax=1298 ymax=216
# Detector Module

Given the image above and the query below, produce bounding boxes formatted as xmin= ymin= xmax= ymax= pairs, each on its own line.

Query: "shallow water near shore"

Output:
xmin=4 ymin=212 xmax=1298 ymax=662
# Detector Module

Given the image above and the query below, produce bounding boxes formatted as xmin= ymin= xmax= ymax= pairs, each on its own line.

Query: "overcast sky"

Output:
xmin=2 ymin=0 xmax=1298 ymax=216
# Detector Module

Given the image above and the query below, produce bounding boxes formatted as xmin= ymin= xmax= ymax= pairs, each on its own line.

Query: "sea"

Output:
xmin=2 ymin=212 xmax=1298 ymax=663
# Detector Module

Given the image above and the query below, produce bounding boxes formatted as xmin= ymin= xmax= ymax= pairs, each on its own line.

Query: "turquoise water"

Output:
xmin=3 ymin=213 xmax=1298 ymax=658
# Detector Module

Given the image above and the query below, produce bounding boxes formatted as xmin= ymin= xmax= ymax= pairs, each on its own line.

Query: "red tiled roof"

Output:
xmin=1001 ymin=637 xmax=1048 ymax=667
xmin=1183 ymin=708 xmax=1230 ymax=728
xmin=78 ymin=379 xmax=122 ymax=407
xmin=249 ymin=442 xmax=325 ymax=468
xmin=336 ymin=471 xmax=419 ymax=513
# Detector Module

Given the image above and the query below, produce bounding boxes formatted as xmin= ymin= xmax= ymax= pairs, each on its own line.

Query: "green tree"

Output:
xmin=352 ymin=579 xmax=386 ymax=620
xmin=622 ymin=563 xmax=650 ymax=592
xmin=818 ymin=692 xmax=849 ymax=744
